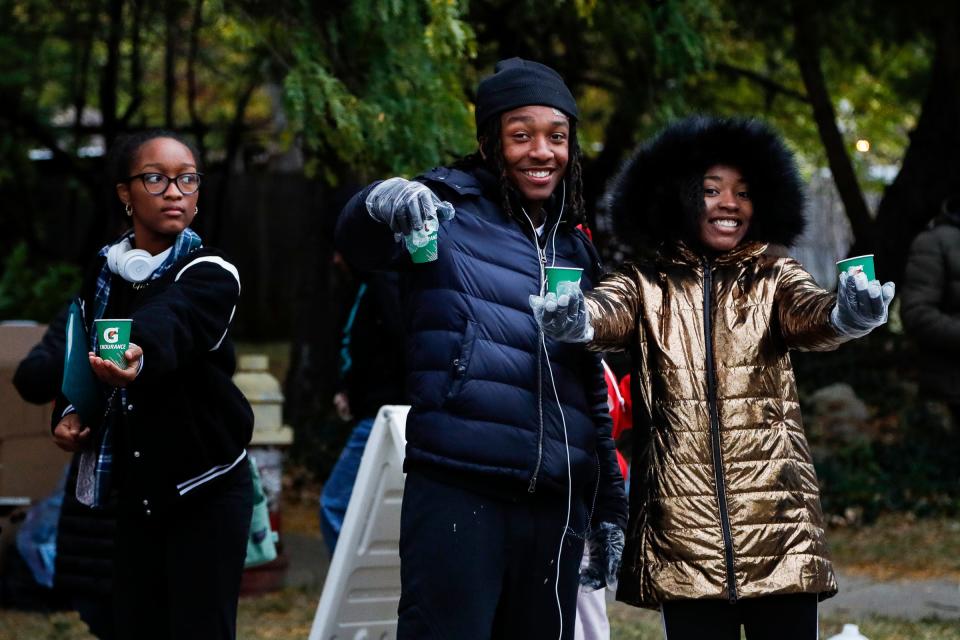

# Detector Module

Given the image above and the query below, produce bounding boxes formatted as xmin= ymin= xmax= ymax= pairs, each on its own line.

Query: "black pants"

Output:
xmin=660 ymin=593 xmax=819 ymax=640
xmin=397 ymin=470 xmax=587 ymax=640
xmin=113 ymin=464 xmax=253 ymax=640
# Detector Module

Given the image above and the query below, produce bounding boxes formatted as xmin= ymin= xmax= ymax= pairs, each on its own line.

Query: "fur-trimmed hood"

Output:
xmin=604 ymin=116 xmax=807 ymax=254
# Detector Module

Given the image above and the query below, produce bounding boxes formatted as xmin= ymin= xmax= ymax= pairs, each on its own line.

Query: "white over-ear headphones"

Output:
xmin=106 ymin=238 xmax=169 ymax=283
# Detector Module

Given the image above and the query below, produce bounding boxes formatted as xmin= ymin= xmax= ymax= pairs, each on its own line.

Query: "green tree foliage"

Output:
xmin=247 ymin=0 xmax=477 ymax=182
xmin=676 ymin=0 xmax=959 ymax=275
xmin=0 ymin=242 xmax=80 ymax=321
xmin=459 ymin=0 xmax=717 ymax=226
xmin=0 ymin=0 xmax=290 ymax=305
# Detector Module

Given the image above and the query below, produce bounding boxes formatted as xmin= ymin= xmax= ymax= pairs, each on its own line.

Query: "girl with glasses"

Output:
xmin=51 ymin=129 xmax=254 ymax=640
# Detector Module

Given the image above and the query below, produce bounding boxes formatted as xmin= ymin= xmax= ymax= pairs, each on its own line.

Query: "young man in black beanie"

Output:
xmin=335 ymin=57 xmax=627 ymax=639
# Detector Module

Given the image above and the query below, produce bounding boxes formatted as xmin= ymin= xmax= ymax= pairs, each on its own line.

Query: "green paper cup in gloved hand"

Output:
xmin=407 ymin=218 xmax=439 ymax=264
xmin=545 ymin=266 xmax=583 ymax=295
xmin=94 ymin=319 xmax=133 ymax=369
xmin=836 ymin=254 xmax=876 ymax=281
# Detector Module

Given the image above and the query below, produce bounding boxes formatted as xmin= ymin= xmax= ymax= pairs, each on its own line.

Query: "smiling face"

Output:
xmin=498 ymin=105 xmax=570 ymax=220
xmin=697 ymin=164 xmax=753 ymax=253
xmin=116 ymin=137 xmax=199 ymax=255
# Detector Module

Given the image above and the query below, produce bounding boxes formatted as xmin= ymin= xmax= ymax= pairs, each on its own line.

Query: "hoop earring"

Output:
xmin=125 ymin=203 xmax=133 ymax=217
xmin=194 ymin=206 xmax=199 ymax=215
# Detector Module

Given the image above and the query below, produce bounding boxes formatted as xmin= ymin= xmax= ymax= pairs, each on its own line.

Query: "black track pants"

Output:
xmin=660 ymin=593 xmax=819 ymax=640
xmin=396 ymin=470 xmax=587 ymax=640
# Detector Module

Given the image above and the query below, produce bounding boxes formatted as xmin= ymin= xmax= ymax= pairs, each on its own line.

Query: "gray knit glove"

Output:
xmin=579 ymin=522 xmax=624 ymax=592
xmin=830 ymin=270 xmax=896 ymax=338
xmin=529 ymin=280 xmax=594 ymax=343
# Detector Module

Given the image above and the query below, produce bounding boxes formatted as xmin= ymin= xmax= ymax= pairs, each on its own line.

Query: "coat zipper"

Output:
xmin=528 ymin=250 xmax=548 ymax=493
xmin=702 ymin=258 xmax=739 ymax=602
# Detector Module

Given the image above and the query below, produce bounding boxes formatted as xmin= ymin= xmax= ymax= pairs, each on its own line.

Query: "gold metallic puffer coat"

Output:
xmin=586 ymin=241 xmax=845 ymax=608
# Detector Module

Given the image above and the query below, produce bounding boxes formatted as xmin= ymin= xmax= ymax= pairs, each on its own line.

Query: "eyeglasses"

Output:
xmin=127 ymin=172 xmax=202 ymax=195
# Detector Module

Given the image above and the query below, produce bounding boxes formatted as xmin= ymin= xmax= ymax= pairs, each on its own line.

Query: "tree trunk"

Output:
xmin=69 ymin=8 xmax=94 ymax=151
xmin=164 ymin=6 xmax=177 ymax=129
xmin=209 ymin=79 xmax=257 ymax=245
xmin=99 ymin=0 xmax=123 ymax=146
xmin=120 ymin=0 xmax=144 ymax=126
xmin=187 ymin=0 xmax=207 ymax=163
xmin=582 ymin=99 xmax=640 ymax=229
xmin=792 ymin=3 xmax=875 ymax=256
xmin=874 ymin=11 xmax=960 ymax=282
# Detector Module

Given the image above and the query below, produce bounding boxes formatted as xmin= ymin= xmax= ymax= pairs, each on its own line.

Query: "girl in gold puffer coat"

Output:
xmin=531 ymin=116 xmax=895 ymax=639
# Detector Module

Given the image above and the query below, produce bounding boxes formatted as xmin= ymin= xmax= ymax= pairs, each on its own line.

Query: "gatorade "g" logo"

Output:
xmin=103 ymin=327 xmax=120 ymax=344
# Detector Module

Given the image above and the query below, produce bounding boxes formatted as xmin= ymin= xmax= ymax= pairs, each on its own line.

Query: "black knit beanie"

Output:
xmin=474 ymin=57 xmax=578 ymax=132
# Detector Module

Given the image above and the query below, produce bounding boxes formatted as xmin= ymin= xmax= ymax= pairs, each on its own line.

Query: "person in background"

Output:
xmin=336 ymin=58 xmax=627 ymax=639
xmin=533 ymin=116 xmax=894 ymax=640
xmin=319 ymin=269 xmax=406 ymax=554
xmin=50 ymin=129 xmax=253 ymax=640
xmin=901 ymin=193 xmax=960 ymax=428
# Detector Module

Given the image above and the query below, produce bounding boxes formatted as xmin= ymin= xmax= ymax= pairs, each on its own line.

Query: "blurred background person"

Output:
xmin=319 ymin=268 xmax=406 ymax=555
xmin=901 ymin=193 xmax=960 ymax=429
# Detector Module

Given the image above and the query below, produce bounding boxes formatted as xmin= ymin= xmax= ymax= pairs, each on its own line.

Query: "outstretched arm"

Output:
xmin=776 ymin=258 xmax=893 ymax=351
xmin=335 ymin=178 xmax=455 ymax=272
xmin=530 ymin=268 xmax=641 ymax=351
xmin=126 ymin=253 xmax=242 ymax=382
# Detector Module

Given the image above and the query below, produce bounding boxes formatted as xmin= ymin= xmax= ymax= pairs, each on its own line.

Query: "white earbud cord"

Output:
xmin=523 ymin=180 xmax=567 ymax=289
xmin=522 ymin=181 xmax=572 ymax=640
xmin=548 ymin=180 xmax=565 ymax=269
xmin=543 ymin=331 xmax=572 ymax=640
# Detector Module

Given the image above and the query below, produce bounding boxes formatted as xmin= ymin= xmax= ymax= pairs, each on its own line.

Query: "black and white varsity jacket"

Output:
xmin=52 ymin=246 xmax=253 ymax=515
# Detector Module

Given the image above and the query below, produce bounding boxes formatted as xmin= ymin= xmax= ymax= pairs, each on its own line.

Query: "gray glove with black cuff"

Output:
xmin=579 ymin=521 xmax=625 ymax=592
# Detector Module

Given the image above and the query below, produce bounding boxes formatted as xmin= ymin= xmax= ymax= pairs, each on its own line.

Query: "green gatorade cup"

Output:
xmin=836 ymin=254 xmax=876 ymax=281
xmin=409 ymin=232 xmax=438 ymax=263
xmin=545 ymin=266 xmax=583 ymax=295
xmin=94 ymin=319 xmax=132 ymax=369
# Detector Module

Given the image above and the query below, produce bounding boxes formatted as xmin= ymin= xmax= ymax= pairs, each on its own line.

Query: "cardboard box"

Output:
xmin=0 ymin=434 xmax=70 ymax=501
xmin=0 ymin=323 xmax=68 ymax=501
xmin=0 ymin=323 xmax=50 ymax=440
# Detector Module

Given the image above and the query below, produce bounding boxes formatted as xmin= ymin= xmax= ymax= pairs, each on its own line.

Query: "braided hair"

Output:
xmin=454 ymin=116 xmax=585 ymax=227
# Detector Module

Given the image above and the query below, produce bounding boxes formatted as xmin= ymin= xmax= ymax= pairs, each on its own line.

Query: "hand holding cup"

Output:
xmin=530 ymin=280 xmax=594 ymax=343
xmin=89 ymin=343 xmax=143 ymax=387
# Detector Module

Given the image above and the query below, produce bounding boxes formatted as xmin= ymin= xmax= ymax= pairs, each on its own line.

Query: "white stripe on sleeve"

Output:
xmin=174 ymin=255 xmax=241 ymax=352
